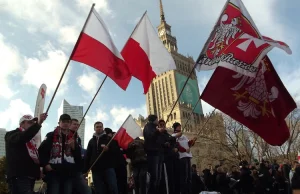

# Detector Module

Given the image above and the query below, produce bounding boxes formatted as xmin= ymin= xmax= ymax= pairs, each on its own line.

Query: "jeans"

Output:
xmin=46 ymin=172 xmax=73 ymax=194
xmin=132 ymin=164 xmax=148 ymax=194
xmin=180 ymin=157 xmax=192 ymax=194
xmin=72 ymin=172 xmax=92 ymax=194
xmin=92 ymin=168 xmax=118 ymax=194
xmin=7 ymin=177 xmax=35 ymax=194
xmin=147 ymin=153 xmax=163 ymax=194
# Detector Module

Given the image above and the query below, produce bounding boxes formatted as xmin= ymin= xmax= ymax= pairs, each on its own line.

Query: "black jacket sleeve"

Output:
xmin=5 ymin=124 xmax=41 ymax=144
xmin=83 ymin=139 xmax=93 ymax=173
xmin=143 ymin=123 xmax=160 ymax=141
xmin=38 ymin=132 xmax=54 ymax=168
xmin=72 ymin=141 xmax=83 ymax=168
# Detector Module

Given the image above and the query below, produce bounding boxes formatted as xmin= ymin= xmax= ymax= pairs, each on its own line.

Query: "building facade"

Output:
xmin=59 ymin=100 xmax=86 ymax=147
xmin=146 ymin=0 xmax=203 ymax=133
xmin=0 ymin=128 xmax=6 ymax=157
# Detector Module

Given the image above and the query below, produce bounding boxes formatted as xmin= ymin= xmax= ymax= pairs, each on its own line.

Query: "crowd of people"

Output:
xmin=4 ymin=113 xmax=300 ymax=194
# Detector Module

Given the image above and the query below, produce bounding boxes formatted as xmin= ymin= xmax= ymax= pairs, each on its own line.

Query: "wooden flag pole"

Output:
xmin=86 ymin=115 xmax=131 ymax=173
xmin=72 ymin=75 xmax=108 ymax=139
xmin=45 ymin=3 xmax=96 ymax=114
xmin=165 ymin=0 xmax=229 ymax=124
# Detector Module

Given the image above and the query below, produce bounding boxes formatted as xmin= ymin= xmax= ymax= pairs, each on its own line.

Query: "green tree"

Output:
xmin=0 ymin=156 xmax=9 ymax=194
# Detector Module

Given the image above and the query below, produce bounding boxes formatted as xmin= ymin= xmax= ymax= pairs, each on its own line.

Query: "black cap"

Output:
xmin=173 ymin=122 xmax=181 ymax=132
xmin=104 ymin=128 xmax=113 ymax=135
xmin=59 ymin=114 xmax=71 ymax=121
xmin=148 ymin=115 xmax=158 ymax=123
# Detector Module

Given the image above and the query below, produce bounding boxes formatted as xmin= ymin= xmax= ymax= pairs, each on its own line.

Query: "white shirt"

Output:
xmin=177 ymin=134 xmax=193 ymax=159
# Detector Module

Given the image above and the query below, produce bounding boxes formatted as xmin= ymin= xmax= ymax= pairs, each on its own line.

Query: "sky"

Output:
xmin=0 ymin=0 xmax=299 ymax=148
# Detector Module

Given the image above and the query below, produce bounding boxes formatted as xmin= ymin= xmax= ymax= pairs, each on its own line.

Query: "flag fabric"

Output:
xmin=200 ymin=0 xmax=296 ymax=146
xmin=71 ymin=8 xmax=131 ymax=90
xmin=201 ymin=56 xmax=296 ymax=146
xmin=196 ymin=0 xmax=291 ymax=77
xmin=298 ymin=152 xmax=300 ymax=163
xmin=121 ymin=12 xmax=176 ymax=94
xmin=114 ymin=115 xmax=142 ymax=150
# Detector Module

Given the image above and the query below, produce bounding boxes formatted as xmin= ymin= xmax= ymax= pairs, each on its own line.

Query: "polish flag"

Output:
xmin=121 ymin=12 xmax=176 ymax=94
xmin=71 ymin=8 xmax=131 ymax=90
xmin=114 ymin=115 xmax=142 ymax=150
xmin=298 ymin=152 xmax=300 ymax=163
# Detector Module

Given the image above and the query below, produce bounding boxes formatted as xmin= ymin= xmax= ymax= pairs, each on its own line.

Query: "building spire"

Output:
xmin=159 ymin=0 xmax=165 ymax=23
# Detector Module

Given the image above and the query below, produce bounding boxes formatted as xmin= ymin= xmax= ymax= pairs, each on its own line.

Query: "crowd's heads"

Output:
xmin=70 ymin=119 xmax=79 ymax=132
xmin=19 ymin=114 xmax=38 ymax=130
xmin=173 ymin=122 xmax=181 ymax=133
xmin=239 ymin=160 xmax=249 ymax=168
xmin=104 ymin=128 xmax=113 ymax=137
xmin=94 ymin=121 xmax=104 ymax=134
xmin=148 ymin=115 xmax=158 ymax=124
xmin=59 ymin=114 xmax=71 ymax=130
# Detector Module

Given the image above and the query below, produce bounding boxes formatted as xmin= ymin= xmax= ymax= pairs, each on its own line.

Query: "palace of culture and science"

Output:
xmin=135 ymin=0 xmax=227 ymax=169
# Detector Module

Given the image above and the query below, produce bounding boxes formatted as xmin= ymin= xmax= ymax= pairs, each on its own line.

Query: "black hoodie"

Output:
xmin=143 ymin=122 xmax=162 ymax=154
xmin=84 ymin=132 xmax=119 ymax=173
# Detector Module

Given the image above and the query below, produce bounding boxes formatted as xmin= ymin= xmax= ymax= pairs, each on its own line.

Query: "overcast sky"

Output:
xmin=0 ymin=0 xmax=299 ymax=148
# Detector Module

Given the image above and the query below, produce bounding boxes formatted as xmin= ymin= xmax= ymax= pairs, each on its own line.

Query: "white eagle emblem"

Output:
xmin=209 ymin=14 xmax=242 ymax=57
xmin=231 ymin=60 xmax=279 ymax=118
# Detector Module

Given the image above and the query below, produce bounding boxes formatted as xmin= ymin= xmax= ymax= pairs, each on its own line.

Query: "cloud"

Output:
xmin=110 ymin=104 xmax=147 ymax=130
xmin=59 ymin=26 xmax=79 ymax=45
xmin=0 ymin=99 xmax=33 ymax=131
xmin=22 ymin=42 xmax=69 ymax=95
xmin=75 ymin=0 xmax=112 ymax=15
xmin=77 ymin=70 xmax=102 ymax=95
xmin=0 ymin=33 xmax=21 ymax=99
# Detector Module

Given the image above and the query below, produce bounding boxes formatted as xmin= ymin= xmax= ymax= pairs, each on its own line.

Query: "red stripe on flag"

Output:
xmin=114 ymin=127 xmax=134 ymax=150
xmin=71 ymin=33 xmax=131 ymax=90
xmin=121 ymin=38 xmax=156 ymax=94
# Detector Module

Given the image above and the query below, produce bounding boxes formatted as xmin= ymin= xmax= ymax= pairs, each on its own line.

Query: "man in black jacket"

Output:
xmin=143 ymin=115 xmax=164 ymax=194
xmin=38 ymin=114 xmax=82 ymax=194
xmin=84 ymin=122 xmax=119 ymax=194
xmin=5 ymin=113 xmax=47 ymax=194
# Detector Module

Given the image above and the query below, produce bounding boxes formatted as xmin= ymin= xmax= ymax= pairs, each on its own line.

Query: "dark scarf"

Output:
xmin=49 ymin=126 xmax=74 ymax=164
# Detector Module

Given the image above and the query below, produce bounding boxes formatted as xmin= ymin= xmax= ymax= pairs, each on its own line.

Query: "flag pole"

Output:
xmin=182 ymin=97 xmax=201 ymax=132
xmin=72 ymin=75 xmax=108 ymax=139
xmin=121 ymin=11 xmax=147 ymax=52
xmin=86 ymin=114 xmax=132 ymax=173
xmin=165 ymin=0 xmax=230 ymax=124
xmin=45 ymin=3 xmax=96 ymax=114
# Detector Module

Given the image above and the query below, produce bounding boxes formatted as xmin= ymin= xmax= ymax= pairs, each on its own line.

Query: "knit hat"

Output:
xmin=172 ymin=122 xmax=181 ymax=132
xmin=104 ymin=128 xmax=113 ymax=135
xmin=148 ymin=115 xmax=158 ymax=123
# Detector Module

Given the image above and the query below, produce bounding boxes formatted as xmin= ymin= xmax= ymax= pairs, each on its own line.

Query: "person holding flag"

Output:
xmin=5 ymin=113 xmax=47 ymax=194
xmin=38 ymin=114 xmax=82 ymax=194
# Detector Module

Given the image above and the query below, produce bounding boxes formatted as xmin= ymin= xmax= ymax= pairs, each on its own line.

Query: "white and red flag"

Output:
xmin=71 ymin=8 xmax=131 ymax=90
xmin=121 ymin=12 xmax=176 ymax=94
xmin=200 ymin=0 xmax=296 ymax=146
xmin=114 ymin=115 xmax=142 ymax=150
xmin=196 ymin=0 xmax=291 ymax=77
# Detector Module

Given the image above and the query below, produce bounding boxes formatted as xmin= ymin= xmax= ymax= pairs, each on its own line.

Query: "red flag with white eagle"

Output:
xmin=121 ymin=12 xmax=176 ymax=94
xmin=71 ymin=8 xmax=131 ymax=90
xmin=196 ymin=0 xmax=291 ymax=77
xmin=114 ymin=115 xmax=142 ymax=150
xmin=201 ymin=56 xmax=296 ymax=145
xmin=200 ymin=0 xmax=296 ymax=146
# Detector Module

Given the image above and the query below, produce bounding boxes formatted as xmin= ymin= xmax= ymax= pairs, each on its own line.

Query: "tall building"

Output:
xmin=59 ymin=100 xmax=86 ymax=147
xmin=0 ymin=128 xmax=6 ymax=157
xmin=140 ymin=0 xmax=227 ymax=169
xmin=146 ymin=0 xmax=203 ymax=132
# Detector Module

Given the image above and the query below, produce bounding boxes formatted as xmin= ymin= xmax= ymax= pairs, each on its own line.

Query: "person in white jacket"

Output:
xmin=172 ymin=122 xmax=197 ymax=194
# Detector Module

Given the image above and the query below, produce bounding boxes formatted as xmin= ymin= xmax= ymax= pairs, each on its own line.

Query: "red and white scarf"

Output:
xmin=49 ymin=127 xmax=75 ymax=164
xmin=19 ymin=128 xmax=39 ymax=164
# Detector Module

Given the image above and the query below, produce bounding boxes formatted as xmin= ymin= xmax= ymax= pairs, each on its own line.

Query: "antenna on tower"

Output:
xmin=159 ymin=0 xmax=165 ymax=22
